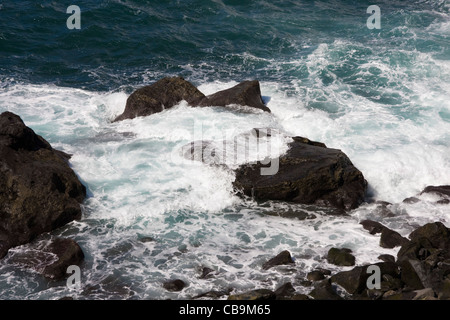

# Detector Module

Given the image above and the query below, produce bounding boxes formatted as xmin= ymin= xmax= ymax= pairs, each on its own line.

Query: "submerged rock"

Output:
xmin=0 ymin=112 xmax=86 ymax=258
xmin=233 ymin=136 xmax=367 ymax=212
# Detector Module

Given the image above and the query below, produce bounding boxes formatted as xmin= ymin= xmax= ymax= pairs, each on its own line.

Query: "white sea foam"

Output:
xmin=0 ymin=56 xmax=449 ymax=299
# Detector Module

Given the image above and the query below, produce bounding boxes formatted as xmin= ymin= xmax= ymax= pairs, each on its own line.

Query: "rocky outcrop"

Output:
xmin=310 ymin=221 xmax=450 ymax=300
xmin=360 ymin=220 xmax=409 ymax=249
xmin=6 ymin=237 xmax=84 ymax=280
xmin=0 ymin=112 xmax=86 ymax=258
xmin=396 ymin=222 xmax=450 ymax=294
xmin=113 ymin=77 xmax=270 ymax=122
xmin=233 ymin=136 xmax=367 ymax=212
xmin=402 ymin=185 xmax=450 ymax=205
xmin=113 ymin=77 xmax=205 ymax=122
xmin=42 ymin=237 xmax=84 ymax=279
xmin=196 ymin=80 xmax=271 ymax=112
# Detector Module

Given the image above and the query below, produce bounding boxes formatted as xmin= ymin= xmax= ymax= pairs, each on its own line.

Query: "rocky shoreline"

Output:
xmin=0 ymin=77 xmax=449 ymax=300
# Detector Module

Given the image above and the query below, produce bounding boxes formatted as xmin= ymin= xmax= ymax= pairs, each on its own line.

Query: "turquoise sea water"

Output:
xmin=0 ymin=0 xmax=449 ymax=299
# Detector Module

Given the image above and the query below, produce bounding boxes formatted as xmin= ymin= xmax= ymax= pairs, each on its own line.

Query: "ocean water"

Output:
xmin=0 ymin=0 xmax=449 ymax=299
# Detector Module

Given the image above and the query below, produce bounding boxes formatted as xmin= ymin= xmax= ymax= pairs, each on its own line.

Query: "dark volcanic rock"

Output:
xmin=396 ymin=222 xmax=450 ymax=295
xmin=274 ymin=282 xmax=295 ymax=299
xmin=380 ymin=228 xmax=409 ymax=249
xmin=199 ymin=267 xmax=215 ymax=279
xmin=262 ymin=250 xmax=295 ymax=270
xmin=420 ymin=185 xmax=450 ymax=198
xmin=360 ymin=220 xmax=409 ymax=249
xmin=42 ymin=238 xmax=84 ymax=279
xmin=274 ymin=282 xmax=310 ymax=300
xmin=113 ymin=77 xmax=205 ymax=122
xmin=327 ymin=248 xmax=356 ymax=266
xmin=228 ymin=289 xmax=276 ymax=300
xmin=197 ymin=80 xmax=270 ymax=113
xmin=307 ymin=270 xmax=326 ymax=281
xmin=402 ymin=197 xmax=420 ymax=204
xmin=402 ymin=185 xmax=450 ymax=205
xmin=233 ymin=137 xmax=367 ymax=212
xmin=193 ymin=288 xmax=233 ymax=299
xmin=163 ymin=279 xmax=186 ymax=292
xmin=408 ymin=221 xmax=450 ymax=250
xmin=378 ymin=254 xmax=396 ymax=263
xmin=308 ymin=279 xmax=343 ymax=300
xmin=330 ymin=262 xmax=400 ymax=295
xmin=113 ymin=78 xmax=271 ymax=122
xmin=7 ymin=237 xmax=84 ymax=280
xmin=0 ymin=112 xmax=86 ymax=258
xmin=360 ymin=220 xmax=385 ymax=235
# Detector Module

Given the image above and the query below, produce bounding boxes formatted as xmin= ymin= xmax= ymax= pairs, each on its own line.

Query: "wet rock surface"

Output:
xmin=0 ymin=112 xmax=86 ymax=258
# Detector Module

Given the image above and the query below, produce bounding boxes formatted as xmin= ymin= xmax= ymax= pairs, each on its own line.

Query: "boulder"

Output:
xmin=6 ymin=237 xmax=84 ymax=280
xmin=378 ymin=254 xmax=396 ymax=263
xmin=42 ymin=238 xmax=84 ymax=279
xmin=199 ymin=267 xmax=215 ymax=279
xmin=360 ymin=220 xmax=385 ymax=235
xmin=228 ymin=289 xmax=276 ymax=300
xmin=308 ymin=279 xmax=343 ymax=300
xmin=113 ymin=78 xmax=271 ymax=122
xmin=380 ymin=228 xmax=409 ymax=249
xmin=327 ymin=248 xmax=355 ymax=266
xmin=262 ymin=250 xmax=295 ymax=270
xmin=274 ymin=282 xmax=310 ymax=300
xmin=402 ymin=185 xmax=450 ymax=205
xmin=408 ymin=221 xmax=450 ymax=252
xmin=233 ymin=137 xmax=367 ymax=212
xmin=396 ymin=222 xmax=450 ymax=295
xmin=274 ymin=282 xmax=296 ymax=299
xmin=193 ymin=288 xmax=233 ymax=299
xmin=307 ymin=270 xmax=326 ymax=281
xmin=196 ymin=80 xmax=270 ymax=112
xmin=360 ymin=220 xmax=409 ymax=249
xmin=420 ymin=185 xmax=450 ymax=198
xmin=330 ymin=262 xmax=400 ymax=295
xmin=163 ymin=279 xmax=186 ymax=292
xmin=113 ymin=77 xmax=205 ymax=122
xmin=0 ymin=112 xmax=86 ymax=258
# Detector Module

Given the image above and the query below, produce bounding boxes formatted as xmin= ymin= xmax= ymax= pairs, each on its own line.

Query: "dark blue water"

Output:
xmin=1 ymin=0 xmax=448 ymax=91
